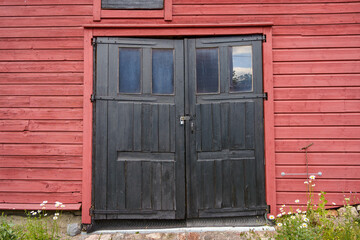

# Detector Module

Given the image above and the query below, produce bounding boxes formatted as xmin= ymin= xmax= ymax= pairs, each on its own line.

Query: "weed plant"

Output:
xmin=0 ymin=201 xmax=65 ymax=240
xmin=270 ymin=175 xmax=360 ymax=240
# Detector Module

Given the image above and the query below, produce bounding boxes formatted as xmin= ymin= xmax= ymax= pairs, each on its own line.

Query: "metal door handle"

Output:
xmin=191 ymin=122 xmax=195 ymax=134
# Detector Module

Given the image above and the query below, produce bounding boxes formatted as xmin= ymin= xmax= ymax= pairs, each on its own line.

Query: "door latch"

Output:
xmin=180 ymin=115 xmax=191 ymax=125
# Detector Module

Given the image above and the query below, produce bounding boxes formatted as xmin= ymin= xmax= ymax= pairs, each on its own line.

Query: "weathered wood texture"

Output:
xmin=1 ymin=0 xmax=359 ymax=216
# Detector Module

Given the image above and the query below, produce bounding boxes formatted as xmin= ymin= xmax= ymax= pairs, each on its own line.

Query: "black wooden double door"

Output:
xmin=93 ymin=36 xmax=266 ymax=220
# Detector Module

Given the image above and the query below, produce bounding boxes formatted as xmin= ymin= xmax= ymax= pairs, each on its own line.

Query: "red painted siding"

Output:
xmin=0 ymin=0 xmax=359 ymax=217
xmin=0 ymin=0 xmax=90 ymax=208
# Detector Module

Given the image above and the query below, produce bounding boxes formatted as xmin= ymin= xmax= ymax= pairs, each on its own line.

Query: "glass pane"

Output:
xmin=230 ymin=46 xmax=253 ymax=92
xmin=119 ymin=48 xmax=141 ymax=93
xmin=196 ymin=48 xmax=219 ymax=93
xmin=152 ymin=49 xmax=174 ymax=94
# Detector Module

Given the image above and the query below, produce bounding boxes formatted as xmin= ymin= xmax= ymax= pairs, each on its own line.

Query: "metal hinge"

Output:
xmin=91 ymin=38 xmax=97 ymax=46
xmin=263 ymin=92 xmax=268 ymax=100
xmin=89 ymin=205 xmax=95 ymax=217
xmin=90 ymin=94 xmax=95 ymax=102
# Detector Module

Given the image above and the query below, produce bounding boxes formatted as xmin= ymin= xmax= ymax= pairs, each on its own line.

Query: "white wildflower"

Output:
xmin=277 ymin=223 xmax=283 ymax=227
xmin=53 ymin=216 xmax=58 ymax=220
xmin=309 ymin=175 xmax=316 ymax=180
xmin=295 ymin=199 xmax=300 ymax=203
xmin=268 ymin=215 xmax=275 ymax=220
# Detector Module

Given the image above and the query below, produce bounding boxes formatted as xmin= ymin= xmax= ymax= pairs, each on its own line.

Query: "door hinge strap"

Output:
xmin=89 ymin=205 xmax=95 ymax=217
xmin=90 ymin=95 xmax=157 ymax=102
xmin=262 ymin=35 xmax=266 ymax=42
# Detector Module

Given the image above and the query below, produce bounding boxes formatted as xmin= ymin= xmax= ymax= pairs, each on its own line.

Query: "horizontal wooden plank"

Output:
xmin=274 ymin=48 xmax=360 ymax=62
xmin=0 ymin=203 xmax=81 ymax=211
xmin=0 ymin=155 xmax=82 ymax=168
xmin=275 ymin=100 xmax=360 ymax=113
xmin=0 ymin=38 xmax=83 ymax=50
xmin=0 ymin=85 xmax=82 ymax=96
xmin=0 ymin=108 xmax=82 ymax=120
xmin=277 ymin=179 xmax=360 ymax=192
xmin=277 ymin=166 xmax=360 ymax=179
xmin=274 ymin=87 xmax=360 ymax=100
xmin=0 ymin=168 xmax=81 ymax=180
xmin=0 ymin=61 xmax=83 ymax=73
xmin=30 ymin=96 xmax=83 ymax=108
xmin=276 ymin=152 xmax=360 ymax=165
xmin=273 ymin=24 xmax=360 ymax=36
xmin=0 ymin=96 xmax=29 ymax=107
xmin=0 ymin=16 xmax=93 ymax=28
xmin=0 ymin=5 xmax=91 ymax=17
xmin=277 ymin=192 xmax=359 ymax=208
xmin=0 ymin=180 xmax=81 ymax=193
xmin=275 ymin=140 xmax=360 ymax=152
xmin=28 ymin=120 xmax=83 ymax=131
xmin=0 ymin=73 xmax=83 ymax=85
xmin=274 ymin=74 xmax=360 ymax=87
xmin=0 ymin=28 xmax=83 ymax=38
xmin=0 ymin=132 xmax=82 ymax=144
xmin=0 ymin=192 xmax=81 ymax=204
xmin=274 ymin=61 xmax=360 ymax=74
xmin=275 ymin=127 xmax=360 ymax=139
xmin=170 ymin=13 xmax=360 ymax=26
xmin=0 ymin=120 xmax=82 ymax=132
xmin=0 ymin=0 xmax=91 ymax=5
xmin=0 ymin=144 xmax=82 ymax=156
xmin=0 ymin=49 xmax=83 ymax=61
xmin=173 ymin=3 xmax=360 ymax=15
xmin=173 ymin=0 xmax=360 ymax=3
xmin=101 ymin=9 xmax=164 ymax=19
xmin=275 ymin=113 xmax=360 ymax=126
xmin=273 ymin=36 xmax=360 ymax=49
xmin=0 ymin=120 xmax=28 ymax=131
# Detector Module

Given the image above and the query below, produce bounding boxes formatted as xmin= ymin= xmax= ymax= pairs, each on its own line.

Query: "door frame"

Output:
xmin=82 ymin=23 xmax=276 ymax=224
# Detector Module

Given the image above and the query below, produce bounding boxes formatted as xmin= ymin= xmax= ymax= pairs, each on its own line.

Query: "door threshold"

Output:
xmin=88 ymin=215 xmax=272 ymax=233
xmin=89 ymin=226 xmax=275 ymax=235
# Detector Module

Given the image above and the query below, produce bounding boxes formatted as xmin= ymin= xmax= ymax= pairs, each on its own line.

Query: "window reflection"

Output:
xmin=230 ymin=46 xmax=253 ymax=92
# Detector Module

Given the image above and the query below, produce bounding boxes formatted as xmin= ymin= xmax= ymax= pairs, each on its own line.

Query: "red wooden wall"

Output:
xmin=0 ymin=0 xmax=360 ymax=214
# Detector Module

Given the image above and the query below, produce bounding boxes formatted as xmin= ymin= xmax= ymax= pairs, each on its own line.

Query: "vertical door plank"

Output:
xmin=222 ymin=160 xmax=232 ymax=208
xmin=195 ymin=104 xmax=202 ymax=152
xmin=229 ymin=102 xmax=245 ymax=150
xmin=254 ymin=100 xmax=266 ymax=207
xmin=220 ymin=102 xmax=229 ymax=150
xmin=232 ymin=160 xmax=245 ymax=208
xmin=244 ymin=159 xmax=256 ymax=208
xmin=142 ymin=104 xmax=151 ymax=152
xmin=126 ymin=161 xmax=142 ymax=210
xmin=169 ymin=104 xmax=176 ymax=153
xmin=161 ymin=162 xmax=174 ymax=210
xmin=203 ymin=161 xmax=215 ymax=209
xmin=158 ymin=104 xmax=170 ymax=152
xmin=201 ymin=104 xmax=212 ymax=151
xmin=106 ymin=101 xmax=119 ymax=212
xmin=118 ymin=103 xmax=134 ymax=152
xmin=94 ymin=43 xmax=109 ymax=219
xmin=133 ymin=103 xmax=142 ymax=151
xmin=151 ymin=104 xmax=159 ymax=152
xmin=117 ymin=161 xmax=126 ymax=210
xmin=152 ymin=162 xmax=162 ymax=210
xmin=142 ymin=161 xmax=152 ymax=209
xmin=245 ymin=102 xmax=255 ymax=149
xmin=214 ymin=160 xmax=223 ymax=209
xmin=212 ymin=103 xmax=221 ymax=151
